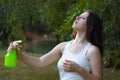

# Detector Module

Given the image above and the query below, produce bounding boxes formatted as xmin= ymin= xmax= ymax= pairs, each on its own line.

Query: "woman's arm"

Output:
xmin=62 ymin=45 xmax=102 ymax=80
xmin=77 ymin=46 xmax=102 ymax=80
xmin=8 ymin=42 xmax=67 ymax=68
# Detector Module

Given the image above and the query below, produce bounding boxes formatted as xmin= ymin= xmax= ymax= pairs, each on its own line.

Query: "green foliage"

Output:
xmin=104 ymin=51 xmax=120 ymax=69
xmin=102 ymin=0 xmax=120 ymax=68
xmin=0 ymin=0 xmax=44 ymax=43
xmin=0 ymin=0 xmax=73 ymax=43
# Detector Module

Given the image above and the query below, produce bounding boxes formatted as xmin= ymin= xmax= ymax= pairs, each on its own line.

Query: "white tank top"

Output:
xmin=57 ymin=41 xmax=92 ymax=80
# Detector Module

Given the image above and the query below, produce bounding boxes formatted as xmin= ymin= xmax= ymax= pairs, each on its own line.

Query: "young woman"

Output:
xmin=7 ymin=10 xmax=103 ymax=80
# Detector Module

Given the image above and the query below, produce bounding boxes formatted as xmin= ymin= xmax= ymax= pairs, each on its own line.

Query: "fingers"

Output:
xmin=7 ymin=41 xmax=22 ymax=53
xmin=62 ymin=60 xmax=74 ymax=72
xmin=16 ymin=45 xmax=22 ymax=53
xmin=7 ymin=42 xmax=14 ymax=52
xmin=62 ymin=60 xmax=80 ymax=72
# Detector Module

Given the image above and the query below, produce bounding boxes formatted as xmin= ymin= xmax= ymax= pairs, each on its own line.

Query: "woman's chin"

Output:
xmin=72 ymin=25 xmax=78 ymax=30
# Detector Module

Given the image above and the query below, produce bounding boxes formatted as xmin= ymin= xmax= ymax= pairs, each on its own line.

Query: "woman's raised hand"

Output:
xmin=7 ymin=40 xmax=22 ymax=54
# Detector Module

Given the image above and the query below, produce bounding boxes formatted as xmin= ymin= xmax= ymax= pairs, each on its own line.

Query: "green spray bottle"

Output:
xmin=4 ymin=40 xmax=22 ymax=68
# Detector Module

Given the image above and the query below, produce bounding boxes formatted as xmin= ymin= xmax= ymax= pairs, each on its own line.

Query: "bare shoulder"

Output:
xmin=58 ymin=41 xmax=68 ymax=46
xmin=86 ymin=45 xmax=101 ymax=60
xmin=55 ymin=41 xmax=69 ymax=53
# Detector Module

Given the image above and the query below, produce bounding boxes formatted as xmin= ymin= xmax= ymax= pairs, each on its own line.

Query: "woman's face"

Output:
xmin=72 ymin=12 xmax=89 ymax=32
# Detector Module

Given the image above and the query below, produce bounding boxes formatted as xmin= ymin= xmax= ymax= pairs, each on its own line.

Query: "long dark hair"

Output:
xmin=72 ymin=10 xmax=103 ymax=56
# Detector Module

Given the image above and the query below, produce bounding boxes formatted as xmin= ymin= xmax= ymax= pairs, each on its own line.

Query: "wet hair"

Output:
xmin=72 ymin=10 xmax=103 ymax=56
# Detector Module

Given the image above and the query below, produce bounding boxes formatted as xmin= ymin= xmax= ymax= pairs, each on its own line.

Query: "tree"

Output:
xmin=0 ymin=0 xmax=44 ymax=46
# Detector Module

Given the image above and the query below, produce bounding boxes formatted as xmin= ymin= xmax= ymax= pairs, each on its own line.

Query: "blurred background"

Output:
xmin=0 ymin=0 xmax=120 ymax=80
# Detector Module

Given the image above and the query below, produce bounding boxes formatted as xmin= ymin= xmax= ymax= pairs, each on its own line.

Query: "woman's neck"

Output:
xmin=73 ymin=32 xmax=87 ymax=45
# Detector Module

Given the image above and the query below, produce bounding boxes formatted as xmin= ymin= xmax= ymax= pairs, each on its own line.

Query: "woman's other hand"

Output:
xmin=62 ymin=60 xmax=81 ymax=72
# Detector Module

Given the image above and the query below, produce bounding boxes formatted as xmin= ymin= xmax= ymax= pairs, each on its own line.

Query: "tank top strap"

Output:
xmin=82 ymin=42 xmax=92 ymax=56
xmin=62 ymin=41 xmax=72 ymax=54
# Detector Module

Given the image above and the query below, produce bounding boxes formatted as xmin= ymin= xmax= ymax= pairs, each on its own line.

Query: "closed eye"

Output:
xmin=80 ymin=17 xmax=86 ymax=20
xmin=76 ymin=16 xmax=86 ymax=20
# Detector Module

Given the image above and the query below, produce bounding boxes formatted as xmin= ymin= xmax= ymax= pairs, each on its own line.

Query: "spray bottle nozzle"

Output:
xmin=13 ymin=40 xmax=22 ymax=48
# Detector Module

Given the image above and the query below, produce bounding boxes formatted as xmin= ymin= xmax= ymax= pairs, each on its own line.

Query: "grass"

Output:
xmin=0 ymin=49 xmax=120 ymax=80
